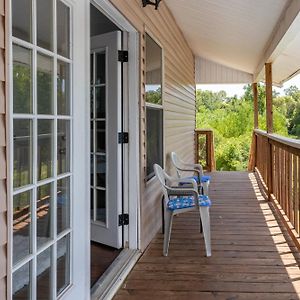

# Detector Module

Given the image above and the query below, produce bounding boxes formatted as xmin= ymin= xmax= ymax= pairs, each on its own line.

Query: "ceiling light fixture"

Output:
xmin=142 ymin=0 xmax=161 ymax=10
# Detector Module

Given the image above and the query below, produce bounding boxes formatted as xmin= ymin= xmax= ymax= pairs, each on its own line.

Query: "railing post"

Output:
xmin=206 ymin=132 xmax=210 ymax=172
xmin=265 ymin=63 xmax=273 ymax=200
xmin=248 ymin=131 xmax=257 ymax=171
xmin=195 ymin=129 xmax=216 ymax=172
xmin=210 ymin=131 xmax=216 ymax=171
xmin=195 ymin=130 xmax=199 ymax=165
xmin=248 ymin=83 xmax=259 ymax=171
xmin=253 ymin=83 xmax=258 ymax=129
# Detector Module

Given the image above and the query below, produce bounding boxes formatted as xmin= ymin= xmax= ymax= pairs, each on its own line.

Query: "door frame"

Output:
xmin=90 ymin=0 xmax=140 ymax=251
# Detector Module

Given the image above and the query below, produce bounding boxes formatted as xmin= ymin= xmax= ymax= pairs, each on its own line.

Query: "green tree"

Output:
xmin=196 ymin=83 xmax=293 ymax=171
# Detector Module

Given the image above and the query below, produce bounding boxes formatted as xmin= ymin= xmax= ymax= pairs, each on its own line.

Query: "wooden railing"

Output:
xmin=249 ymin=129 xmax=300 ymax=247
xmin=195 ymin=129 xmax=216 ymax=172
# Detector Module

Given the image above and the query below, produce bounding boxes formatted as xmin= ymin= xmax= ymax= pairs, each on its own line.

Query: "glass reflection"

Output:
xmin=96 ymin=87 xmax=105 ymax=119
xmin=145 ymin=34 xmax=162 ymax=105
xmin=13 ymin=191 xmax=31 ymax=265
xmin=38 ymin=120 xmax=53 ymax=181
xmin=12 ymin=0 xmax=31 ymax=42
xmin=96 ymin=52 xmax=105 ymax=84
xmin=37 ymin=54 xmax=53 ymax=114
xmin=96 ymin=155 xmax=106 ymax=187
xmin=90 ymin=54 xmax=94 ymax=85
xmin=57 ymin=177 xmax=70 ymax=234
xmin=13 ymin=119 xmax=32 ymax=188
xmin=13 ymin=45 xmax=32 ymax=114
xmin=57 ymin=235 xmax=70 ymax=295
xmin=90 ymin=155 xmax=94 ymax=185
xmin=146 ymin=108 xmax=163 ymax=178
xmin=96 ymin=189 xmax=106 ymax=223
xmin=37 ymin=247 xmax=52 ymax=300
xmin=13 ymin=262 xmax=31 ymax=300
xmin=37 ymin=0 xmax=53 ymax=50
xmin=37 ymin=184 xmax=53 ymax=248
xmin=57 ymin=0 xmax=70 ymax=58
xmin=57 ymin=120 xmax=70 ymax=174
xmin=96 ymin=121 xmax=105 ymax=153
xmin=57 ymin=60 xmax=70 ymax=115
xmin=91 ymin=188 xmax=94 ymax=220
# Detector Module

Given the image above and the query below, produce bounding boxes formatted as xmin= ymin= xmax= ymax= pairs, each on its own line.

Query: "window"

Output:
xmin=145 ymin=34 xmax=163 ymax=179
xmin=11 ymin=0 xmax=72 ymax=298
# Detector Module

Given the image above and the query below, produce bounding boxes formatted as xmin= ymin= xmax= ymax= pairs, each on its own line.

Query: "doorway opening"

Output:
xmin=90 ymin=3 xmax=124 ymax=286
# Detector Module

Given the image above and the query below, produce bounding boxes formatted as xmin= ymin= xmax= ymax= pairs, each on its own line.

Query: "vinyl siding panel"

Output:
xmin=0 ymin=0 xmax=6 ymax=297
xmin=195 ymin=57 xmax=253 ymax=84
xmin=109 ymin=0 xmax=196 ymax=250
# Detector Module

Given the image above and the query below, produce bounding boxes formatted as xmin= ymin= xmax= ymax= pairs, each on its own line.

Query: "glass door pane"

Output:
xmin=11 ymin=0 xmax=73 ymax=298
xmin=90 ymin=50 xmax=107 ymax=225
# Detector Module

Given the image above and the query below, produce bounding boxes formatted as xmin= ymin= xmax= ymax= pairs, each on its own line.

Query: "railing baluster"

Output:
xmin=250 ymin=129 xmax=300 ymax=250
xmin=297 ymin=156 xmax=300 ymax=234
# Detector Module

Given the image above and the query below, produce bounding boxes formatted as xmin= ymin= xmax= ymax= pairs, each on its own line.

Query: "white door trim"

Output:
xmin=90 ymin=0 xmax=141 ymax=250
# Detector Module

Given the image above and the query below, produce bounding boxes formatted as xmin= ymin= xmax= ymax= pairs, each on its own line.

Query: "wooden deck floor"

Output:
xmin=114 ymin=171 xmax=300 ymax=300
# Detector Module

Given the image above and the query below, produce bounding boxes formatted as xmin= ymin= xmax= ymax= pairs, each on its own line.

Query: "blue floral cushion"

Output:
xmin=167 ymin=195 xmax=211 ymax=211
xmin=179 ymin=175 xmax=211 ymax=185
xmin=201 ymin=175 xmax=211 ymax=183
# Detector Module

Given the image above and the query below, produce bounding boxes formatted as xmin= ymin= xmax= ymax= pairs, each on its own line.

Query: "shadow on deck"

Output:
xmin=115 ymin=171 xmax=300 ymax=300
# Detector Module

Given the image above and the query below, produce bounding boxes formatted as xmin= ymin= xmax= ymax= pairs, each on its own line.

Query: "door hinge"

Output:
xmin=118 ymin=132 xmax=129 ymax=144
xmin=119 ymin=213 xmax=129 ymax=226
xmin=118 ymin=50 xmax=128 ymax=62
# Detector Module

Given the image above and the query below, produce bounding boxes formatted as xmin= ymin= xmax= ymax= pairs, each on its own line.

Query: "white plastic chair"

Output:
xmin=171 ymin=152 xmax=211 ymax=196
xmin=153 ymin=164 xmax=211 ymax=257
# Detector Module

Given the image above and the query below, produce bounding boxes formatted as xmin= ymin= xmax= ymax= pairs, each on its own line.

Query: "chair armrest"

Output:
xmin=181 ymin=162 xmax=202 ymax=170
xmin=179 ymin=168 xmax=202 ymax=182
xmin=167 ymin=188 xmax=199 ymax=199
xmin=178 ymin=164 xmax=203 ymax=175
xmin=169 ymin=177 xmax=198 ymax=191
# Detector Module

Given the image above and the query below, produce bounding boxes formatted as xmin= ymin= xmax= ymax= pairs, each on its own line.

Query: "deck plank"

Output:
xmin=114 ymin=171 xmax=300 ymax=299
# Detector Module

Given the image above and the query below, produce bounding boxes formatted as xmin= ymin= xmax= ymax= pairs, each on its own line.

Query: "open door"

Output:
xmin=90 ymin=31 xmax=123 ymax=249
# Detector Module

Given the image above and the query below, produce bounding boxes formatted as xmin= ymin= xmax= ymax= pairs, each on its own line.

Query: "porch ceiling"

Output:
xmin=165 ymin=0 xmax=300 ymax=85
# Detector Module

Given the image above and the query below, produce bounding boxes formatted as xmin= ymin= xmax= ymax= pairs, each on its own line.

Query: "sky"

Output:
xmin=197 ymin=74 xmax=300 ymax=97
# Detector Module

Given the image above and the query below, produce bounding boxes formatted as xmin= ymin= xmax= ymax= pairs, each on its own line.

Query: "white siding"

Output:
xmin=196 ymin=57 xmax=253 ymax=84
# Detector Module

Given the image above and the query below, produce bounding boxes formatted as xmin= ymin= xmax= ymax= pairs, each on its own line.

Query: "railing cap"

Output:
xmin=195 ymin=128 xmax=213 ymax=133
xmin=254 ymin=129 xmax=300 ymax=150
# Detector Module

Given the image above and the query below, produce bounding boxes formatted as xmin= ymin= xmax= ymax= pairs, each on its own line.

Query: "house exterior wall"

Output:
xmin=109 ymin=0 xmax=196 ymax=250
xmin=0 ymin=0 xmax=6 ymax=298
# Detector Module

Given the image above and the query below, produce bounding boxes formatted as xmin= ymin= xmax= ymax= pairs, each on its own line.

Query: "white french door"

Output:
xmin=10 ymin=0 xmax=90 ymax=299
xmin=90 ymin=31 xmax=123 ymax=249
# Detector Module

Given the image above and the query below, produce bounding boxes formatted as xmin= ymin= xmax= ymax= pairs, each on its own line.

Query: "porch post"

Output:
xmin=265 ymin=63 xmax=273 ymax=200
xmin=252 ymin=82 xmax=258 ymax=129
xmin=265 ymin=63 xmax=273 ymax=133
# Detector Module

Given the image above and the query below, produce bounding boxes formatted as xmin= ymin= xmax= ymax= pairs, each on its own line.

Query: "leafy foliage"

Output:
xmin=196 ymin=85 xmax=300 ymax=171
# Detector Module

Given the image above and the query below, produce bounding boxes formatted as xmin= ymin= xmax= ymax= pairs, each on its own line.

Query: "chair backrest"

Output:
xmin=153 ymin=164 xmax=171 ymax=205
xmin=171 ymin=151 xmax=204 ymax=178
xmin=170 ymin=152 xmax=183 ymax=178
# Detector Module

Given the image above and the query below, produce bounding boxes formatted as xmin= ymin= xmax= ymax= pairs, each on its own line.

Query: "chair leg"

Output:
xmin=199 ymin=218 xmax=203 ymax=233
xmin=199 ymin=206 xmax=211 ymax=257
xmin=161 ymin=196 xmax=165 ymax=234
xmin=163 ymin=210 xmax=173 ymax=256
xmin=202 ymin=182 xmax=209 ymax=196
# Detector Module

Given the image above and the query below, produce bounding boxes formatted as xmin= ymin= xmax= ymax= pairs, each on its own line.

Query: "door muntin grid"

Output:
xmin=90 ymin=49 xmax=107 ymax=226
xmin=11 ymin=0 xmax=72 ymax=299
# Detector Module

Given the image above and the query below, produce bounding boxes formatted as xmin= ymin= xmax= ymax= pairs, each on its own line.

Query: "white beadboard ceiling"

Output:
xmin=165 ymin=0 xmax=300 ymax=84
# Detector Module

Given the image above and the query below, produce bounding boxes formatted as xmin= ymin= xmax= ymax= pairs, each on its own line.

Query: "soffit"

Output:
xmin=165 ymin=0 xmax=290 ymax=79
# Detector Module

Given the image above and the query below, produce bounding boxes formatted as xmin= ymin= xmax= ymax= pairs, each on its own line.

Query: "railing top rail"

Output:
xmin=195 ymin=128 xmax=213 ymax=133
xmin=254 ymin=129 xmax=300 ymax=150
